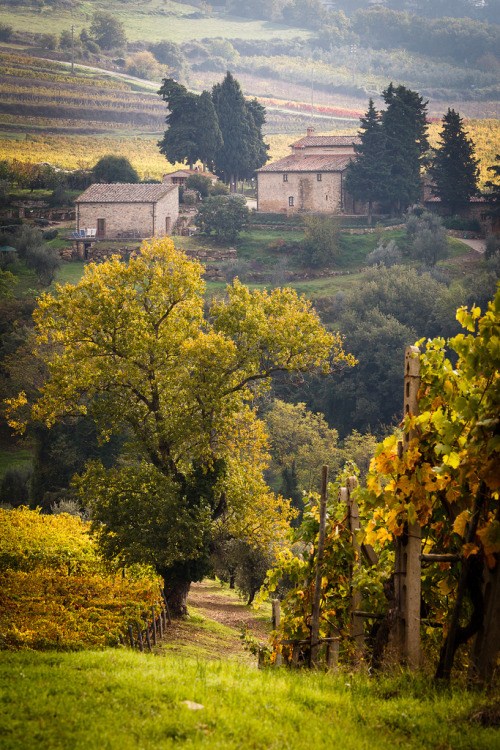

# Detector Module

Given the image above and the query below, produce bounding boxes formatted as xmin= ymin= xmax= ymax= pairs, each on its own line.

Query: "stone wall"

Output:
xmin=77 ymin=191 xmax=179 ymax=238
xmin=258 ymin=172 xmax=343 ymax=213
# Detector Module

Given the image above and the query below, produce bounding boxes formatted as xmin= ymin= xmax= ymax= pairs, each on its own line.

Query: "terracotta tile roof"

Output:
xmin=257 ymin=154 xmax=353 ymax=173
xmin=291 ymin=135 xmax=361 ymax=148
xmin=75 ymin=183 xmax=177 ymax=203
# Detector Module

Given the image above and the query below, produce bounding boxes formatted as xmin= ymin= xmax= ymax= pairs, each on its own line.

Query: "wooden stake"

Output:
xmin=310 ymin=465 xmax=328 ymax=667
xmin=393 ymin=346 xmax=422 ymax=668
xmin=128 ymin=624 xmax=135 ymax=650
xmin=151 ymin=606 xmax=157 ymax=646
xmin=272 ymin=599 xmax=281 ymax=630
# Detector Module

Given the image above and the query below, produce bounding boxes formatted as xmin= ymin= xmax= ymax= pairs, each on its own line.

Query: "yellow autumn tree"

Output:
xmin=7 ymin=238 xmax=355 ymax=615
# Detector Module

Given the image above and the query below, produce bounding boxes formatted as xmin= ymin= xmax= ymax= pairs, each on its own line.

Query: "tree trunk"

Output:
xmin=368 ymin=200 xmax=373 ymax=226
xmin=162 ymin=579 xmax=191 ymax=618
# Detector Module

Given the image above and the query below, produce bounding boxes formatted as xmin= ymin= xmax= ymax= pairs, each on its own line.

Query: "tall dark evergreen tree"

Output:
xmin=485 ymin=153 xmax=500 ymax=228
xmin=158 ymin=80 xmax=222 ymax=169
xmin=195 ymin=90 xmax=223 ymax=171
xmin=429 ymin=108 xmax=479 ymax=215
xmin=212 ymin=71 xmax=268 ymax=187
xmin=243 ymin=98 xmax=269 ymax=179
xmin=381 ymin=83 xmax=429 ymax=213
xmin=158 ymin=79 xmax=200 ymax=167
xmin=343 ymin=98 xmax=389 ymax=224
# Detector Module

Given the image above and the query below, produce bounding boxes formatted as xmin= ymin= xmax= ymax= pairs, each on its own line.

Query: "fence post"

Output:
xmin=393 ymin=345 xmax=422 ymax=668
xmin=151 ymin=606 xmax=157 ymax=647
xmin=346 ymin=475 xmax=364 ymax=657
xmin=310 ymin=465 xmax=329 ymax=667
xmin=272 ymin=599 xmax=281 ymax=630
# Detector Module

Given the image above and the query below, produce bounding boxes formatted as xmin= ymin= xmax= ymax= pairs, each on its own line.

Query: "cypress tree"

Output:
xmin=212 ymin=71 xmax=251 ymax=187
xmin=382 ymin=83 xmax=429 ymax=213
xmin=485 ymin=154 xmax=500 ymax=227
xmin=212 ymin=72 xmax=268 ymax=187
xmin=429 ymin=108 xmax=479 ymax=215
xmin=195 ymin=90 xmax=223 ymax=171
xmin=343 ymin=98 xmax=389 ymax=224
xmin=158 ymin=79 xmax=200 ymax=167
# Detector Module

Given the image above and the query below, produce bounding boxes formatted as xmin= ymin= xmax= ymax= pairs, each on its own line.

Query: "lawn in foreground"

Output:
xmin=1 ymin=650 xmax=498 ymax=750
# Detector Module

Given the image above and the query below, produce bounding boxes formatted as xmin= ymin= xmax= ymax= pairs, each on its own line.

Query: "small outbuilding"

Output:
xmin=74 ymin=183 xmax=179 ymax=240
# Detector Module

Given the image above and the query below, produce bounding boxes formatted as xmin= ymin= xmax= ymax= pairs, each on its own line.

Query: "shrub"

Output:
xmin=441 ymin=216 xmax=481 ymax=233
xmin=407 ymin=210 xmax=448 ymax=266
xmin=301 ymin=215 xmax=340 ymax=268
xmin=0 ymin=464 xmax=33 ymax=509
xmin=366 ymin=239 xmax=402 ymax=267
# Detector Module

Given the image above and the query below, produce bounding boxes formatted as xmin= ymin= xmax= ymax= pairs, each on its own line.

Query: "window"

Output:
xmin=283 ymin=174 xmax=288 ymax=182
xmin=317 ymin=173 xmax=322 ymax=181
xmin=289 ymin=196 xmax=294 ymax=207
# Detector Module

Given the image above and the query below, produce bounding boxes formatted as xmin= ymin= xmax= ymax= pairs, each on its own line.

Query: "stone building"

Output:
xmin=74 ymin=183 xmax=179 ymax=239
xmin=256 ymin=128 xmax=360 ymax=214
xmin=163 ymin=168 xmax=218 ymax=189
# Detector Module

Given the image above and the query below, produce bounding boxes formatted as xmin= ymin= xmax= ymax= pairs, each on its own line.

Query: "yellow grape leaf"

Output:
xmin=452 ymin=510 xmax=470 ymax=538
xmin=438 ymin=578 xmax=454 ymax=596
xmin=462 ymin=542 xmax=480 ymax=558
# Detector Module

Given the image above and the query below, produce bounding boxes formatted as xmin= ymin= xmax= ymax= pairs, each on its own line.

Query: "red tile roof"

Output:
xmin=257 ymin=154 xmax=353 ymax=173
xmin=75 ymin=184 xmax=177 ymax=203
xmin=291 ymin=135 xmax=361 ymax=149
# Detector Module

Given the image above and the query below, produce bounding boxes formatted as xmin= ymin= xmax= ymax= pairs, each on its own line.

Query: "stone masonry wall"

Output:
xmin=258 ymin=172 xmax=343 ymax=213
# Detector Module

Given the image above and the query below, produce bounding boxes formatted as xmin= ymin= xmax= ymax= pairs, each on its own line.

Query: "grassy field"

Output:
xmin=0 ymin=0 xmax=312 ymax=44
xmin=1 ymin=649 xmax=499 ymax=750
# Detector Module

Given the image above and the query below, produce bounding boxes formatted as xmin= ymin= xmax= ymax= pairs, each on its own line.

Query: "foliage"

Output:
xmin=126 ymin=51 xmax=162 ymax=81
xmin=259 ymin=468 xmax=387 ymax=666
xmin=264 ymin=399 xmax=340 ymax=495
xmin=211 ymin=537 xmax=274 ymax=605
xmin=0 ymin=507 xmax=159 ymax=651
xmin=301 ymin=215 xmax=340 ymax=268
xmin=13 ymin=224 xmax=61 ymax=286
xmin=185 ymin=173 xmax=213 ymax=198
xmin=429 ymin=108 xmax=479 ymax=215
xmin=211 ymin=71 xmax=269 ymax=183
xmin=343 ymin=98 xmax=388 ymax=220
xmin=194 ymin=194 xmax=249 ymax=242
xmin=158 ymin=79 xmax=223 ymax=170
xmin=381 ymin=83 xmax=429 ymax=213
xmin=92 ymin=155 xmax=139 ymax=184
xmin=485 ymin=234 xmax=500 ymax=260
xmin=6 ymin=239 xmax=353 ymax=612
xmin=485 ymin=153 xmax=500 ymax=223
xmin=365 ymin=239 xmax=402 ymax=267
xmin=0 ymin=463 xmax=32 ymax=508
xmin=362 ymin=288 xmax=500 ymax=678
xmin=90 ymin=10 xmax=127 ymax=51
xmin=406 ymin=210 xmax=448 ymax=266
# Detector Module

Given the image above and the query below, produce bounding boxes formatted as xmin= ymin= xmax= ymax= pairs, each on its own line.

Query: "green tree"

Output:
xmin=264 ymin=399 xmax=340 ymax=495
xmin=90 ymin=10 xmax=126 ymax=50
xmin=344 ymin=99 xmax=389 ymax=224
xmin=7 ymin=239 xmax=353 ymax=615
xmin=185 ymin=173 xmax=212 ymax=198
xmin=149 ymin=40 xmax=185 ymax=79
xmin=485 ymin=153 xmax=500 ymax=227
xmin=212 ymin=71 xmax=268 ymax=186
xmin=158 ymin=80 xmax=222 ymax=170
xmin=92 ymin=155 xmax=139 ymax=183
xmin=301 ymin=215 xmax=340 ymax=268
xmin=195 ymin=194 xmax=249 ymax=242
xmin=381 ymin=83 xmax=429 ymax=213
xmin=429 ymin=108 xmax=479 ymax=215
xmin=406 ymin=209 xmax=448 ymax=266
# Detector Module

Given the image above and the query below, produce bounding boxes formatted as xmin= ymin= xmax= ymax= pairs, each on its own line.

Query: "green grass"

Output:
xmin=0 ymin=0 xmax=312 ymax=44
xmin=0 ymin=447 xmax=32 ymax=477
xmin=0 ymin=650 xmax=498 ymax=750
xmin=53 ymin=261 xmax=87 ymax=287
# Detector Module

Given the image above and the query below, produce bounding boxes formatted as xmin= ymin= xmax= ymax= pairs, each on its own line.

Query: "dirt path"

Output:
xmin=154 ymin=580 xmax=272 ymax=663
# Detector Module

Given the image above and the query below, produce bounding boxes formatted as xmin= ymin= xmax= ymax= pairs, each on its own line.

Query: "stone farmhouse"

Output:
xmin=163 ymin=168 xmax=218 ymax=189
xmin=256 ymin=128 xmax=360 ymax=214
xmin=74 ymin=183 xmax=179 ymax=240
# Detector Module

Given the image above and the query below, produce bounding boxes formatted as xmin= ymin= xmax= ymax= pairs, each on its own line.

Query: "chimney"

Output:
xmin=307 ymin=126 xmax=315 ymax=137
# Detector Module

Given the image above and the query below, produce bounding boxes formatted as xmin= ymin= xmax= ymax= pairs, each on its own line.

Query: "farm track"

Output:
xmin=153 ymin=580 xmax=271 ymax=663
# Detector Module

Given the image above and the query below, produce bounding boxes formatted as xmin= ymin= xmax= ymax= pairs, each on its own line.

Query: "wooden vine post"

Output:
xmin=393 ymin=345 xmax=422 ymax=667
xmin=310 ymin=465 xmax=328 ymax=667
